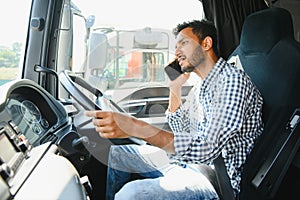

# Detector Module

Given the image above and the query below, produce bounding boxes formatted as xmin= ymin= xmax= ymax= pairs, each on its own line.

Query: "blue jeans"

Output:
xmin=106 ymin=144 xmax=219 ymax=200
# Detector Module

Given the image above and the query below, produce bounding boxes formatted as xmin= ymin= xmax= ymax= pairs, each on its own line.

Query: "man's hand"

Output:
xmin=86 ymin=110 xmax=133 ymax=139
xmin=169 ymin=72 xmax=190 ymax=89
xmin=168 ymin=73 xmax=190 ymax=113
xmin=85 ymin=110 xmax=175 ymax=153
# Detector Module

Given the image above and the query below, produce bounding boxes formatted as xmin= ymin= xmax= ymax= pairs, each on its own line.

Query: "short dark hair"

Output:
xmin=173 ymin=19 xmax=219 ymax=56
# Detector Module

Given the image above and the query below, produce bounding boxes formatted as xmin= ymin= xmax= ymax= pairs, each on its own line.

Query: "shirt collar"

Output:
xmin=200 ymin=57 xmax=226 ymax=92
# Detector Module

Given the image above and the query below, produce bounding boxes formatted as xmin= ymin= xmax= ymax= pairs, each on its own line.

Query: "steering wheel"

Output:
xmin=59 ymin=70 xmax=145 ymax=145
xmin=59 ymin=70 xmax=125 ymax=112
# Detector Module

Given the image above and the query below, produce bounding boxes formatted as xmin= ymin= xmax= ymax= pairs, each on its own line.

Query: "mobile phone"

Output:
xmin=164 ymin=60 xmax=183 ymax=80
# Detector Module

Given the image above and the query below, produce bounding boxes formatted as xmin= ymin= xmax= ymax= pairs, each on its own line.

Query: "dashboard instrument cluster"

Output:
xmin=0 ymin=80 xmax=70 ymax=146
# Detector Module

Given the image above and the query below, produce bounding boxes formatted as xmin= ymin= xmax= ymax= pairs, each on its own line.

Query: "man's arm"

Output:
xmin=86 ymin=110 xmax=176 ymax=153
xmin=85 ymin=73 xmax=190 ymax=154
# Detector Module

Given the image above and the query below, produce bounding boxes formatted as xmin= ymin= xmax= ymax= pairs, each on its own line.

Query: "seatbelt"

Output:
xmin=213 ymin=155 xmax=236 ymax=200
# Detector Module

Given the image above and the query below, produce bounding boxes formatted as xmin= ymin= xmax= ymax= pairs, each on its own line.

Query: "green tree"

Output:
xmin=0 ymin=42 xmax=22 ymax=68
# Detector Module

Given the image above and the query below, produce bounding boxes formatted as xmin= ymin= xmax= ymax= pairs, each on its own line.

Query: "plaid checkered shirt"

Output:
xmin=166 ymin=57 xmax=264 ymax=194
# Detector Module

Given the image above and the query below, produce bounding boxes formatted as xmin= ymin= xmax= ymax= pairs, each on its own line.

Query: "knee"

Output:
xmin=114 ymin=180 xmax=151 ymax=200
xmin=108 ymin=145 xmax=133 ymax=169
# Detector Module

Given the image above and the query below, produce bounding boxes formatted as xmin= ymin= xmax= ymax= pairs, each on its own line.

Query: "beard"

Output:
xmin=182 ymin=46 xmax=205 ymax=73
xmin=182 ymin=65 xmax=195 ymax=73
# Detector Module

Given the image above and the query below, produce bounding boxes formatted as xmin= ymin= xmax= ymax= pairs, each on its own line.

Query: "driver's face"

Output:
xmin=175 ymin=28 xmax=204 ymax=72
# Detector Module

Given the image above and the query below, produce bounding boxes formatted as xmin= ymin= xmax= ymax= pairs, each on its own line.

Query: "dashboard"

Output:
xmin=0 ymin=79 xmax=89 ymax=200
xmin=0 ymin=79 xmax=70 ymax=146
xmin=0 ymin=79 xmax=141 ymax=200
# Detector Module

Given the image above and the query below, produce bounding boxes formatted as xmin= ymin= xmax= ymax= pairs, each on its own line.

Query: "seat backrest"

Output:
xmin=230 ymin=7 xmax=300 ymax=199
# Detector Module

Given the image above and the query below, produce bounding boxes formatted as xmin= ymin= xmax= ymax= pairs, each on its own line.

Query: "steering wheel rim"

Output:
xmin=59 ymin=70 xmax=145 ymax=145
xmin=59 ymin=70 xmax=125 ymax=112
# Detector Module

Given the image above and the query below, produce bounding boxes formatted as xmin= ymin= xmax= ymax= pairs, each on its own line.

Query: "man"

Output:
xmin=86 ymin=20 xmax=263 ymax=199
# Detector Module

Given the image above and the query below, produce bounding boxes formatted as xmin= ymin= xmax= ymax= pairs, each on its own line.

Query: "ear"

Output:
xmin=201 ymin=36 xmax=213 ymax=50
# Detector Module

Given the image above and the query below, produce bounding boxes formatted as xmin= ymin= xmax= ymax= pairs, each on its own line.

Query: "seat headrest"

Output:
xmin=240 ymin=7 xmax=294 ymax=54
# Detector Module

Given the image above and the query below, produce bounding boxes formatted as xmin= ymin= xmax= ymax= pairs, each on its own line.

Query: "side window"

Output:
xmin=0 ymin=0 xmax=31 ymax=86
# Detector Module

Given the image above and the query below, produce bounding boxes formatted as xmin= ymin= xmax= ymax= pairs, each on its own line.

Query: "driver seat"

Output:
xmin=200 ymin=7 xmax=300 ymax=200
xmin=229 ymin=7 xmax=300 ymax=199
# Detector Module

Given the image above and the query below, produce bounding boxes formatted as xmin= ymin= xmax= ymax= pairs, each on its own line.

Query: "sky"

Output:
xmin=0 ymin=0 xmax=203 ymax=47
xmin=0 ymin=0 xmax=31 ymax=47
xmin=73 ymin=0 xmax=204 ymax=29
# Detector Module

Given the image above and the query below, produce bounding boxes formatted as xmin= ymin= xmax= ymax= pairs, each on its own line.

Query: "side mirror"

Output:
xmin=87 ymin=32 xmax=108 ymax=71
xmin=86 ymin=15 xmax=95 ymax=29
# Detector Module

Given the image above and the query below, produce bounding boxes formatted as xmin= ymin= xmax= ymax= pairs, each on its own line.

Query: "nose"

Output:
xmin=175 ymin=47 xmax=181 ymax=57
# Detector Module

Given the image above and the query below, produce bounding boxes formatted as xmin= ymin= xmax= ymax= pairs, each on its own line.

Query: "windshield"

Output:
xmin=69 ymin=0 xmax=203 ymax=101
xmin=86 ymin=28 xmax=170 ymax=91
xmin=0 ymin=0 xmax=203 ymax=102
